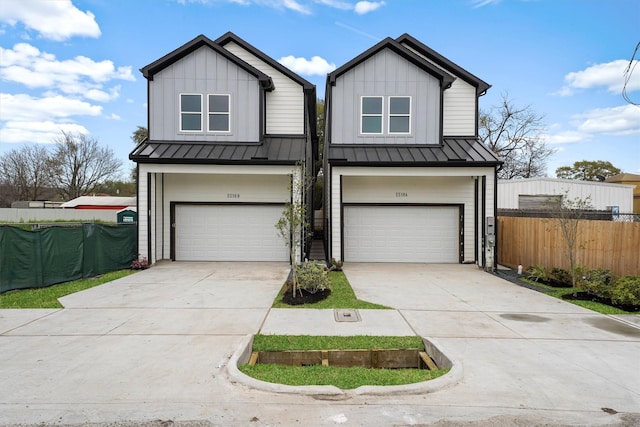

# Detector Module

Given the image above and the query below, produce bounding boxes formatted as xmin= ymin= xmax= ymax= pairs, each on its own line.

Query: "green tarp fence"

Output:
xmin=0 ymin=224 xmax=136 ymax=294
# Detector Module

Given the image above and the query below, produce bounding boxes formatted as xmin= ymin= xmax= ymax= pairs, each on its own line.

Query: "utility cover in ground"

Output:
xmin=334 ymin=309 xmax=361 ymax=322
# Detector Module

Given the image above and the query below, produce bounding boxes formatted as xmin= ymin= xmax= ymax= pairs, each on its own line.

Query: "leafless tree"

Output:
xmin=50 ymin=131 xmax=122 ymax=200
xmin=0 ymin=144 xmax=54 ymax=205
xmin=552 ymin=193 xmax=593 ymax=294
xmin=479 ymin=94 xmax=555 ymax=179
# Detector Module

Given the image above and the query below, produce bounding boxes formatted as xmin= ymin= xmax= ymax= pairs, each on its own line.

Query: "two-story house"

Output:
xmin=130 ymin=33 xmax=317 ymax=263
xmin=324 ymin=34 xmax=501 ymax=268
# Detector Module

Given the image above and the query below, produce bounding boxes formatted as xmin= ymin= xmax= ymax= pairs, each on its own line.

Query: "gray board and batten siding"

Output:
xmin=330 ymin=48 xmax=443 ymax=145
xmin=147 ymin=45 xmax=262 ymax=143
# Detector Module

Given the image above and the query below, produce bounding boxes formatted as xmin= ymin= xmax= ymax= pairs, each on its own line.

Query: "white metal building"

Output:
xmin=498 ymin=178 xmax=634 ymax=212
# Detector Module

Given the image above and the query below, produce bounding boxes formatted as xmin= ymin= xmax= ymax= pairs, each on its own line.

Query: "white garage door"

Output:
xmin=175 ymin=204 xmax=288 ymax=261
xmin=344 ymin=206 xmax=459 ymax=263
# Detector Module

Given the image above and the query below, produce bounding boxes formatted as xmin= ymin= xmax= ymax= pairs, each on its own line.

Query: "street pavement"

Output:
xmin=1 ymin=262 xmax=639 ymax=426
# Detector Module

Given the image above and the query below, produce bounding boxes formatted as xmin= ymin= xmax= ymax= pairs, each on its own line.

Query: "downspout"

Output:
xmin=493 ymin=166 xmax=500 ymax=270
xmin=474 ymin=176 xmax=478 ymax=264
xmin=481 ymin=175 xmax=486 ymax=268
xmin=147 ymin=172 xmax=152 ymax=264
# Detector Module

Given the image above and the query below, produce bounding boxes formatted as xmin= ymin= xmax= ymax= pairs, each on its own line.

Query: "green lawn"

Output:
xmin=251 ymin=334 xmax=423 ymax=351
xmin=241 ymin=334 xmax=448 ymax=389
xmin=0 ymin=270 xmax=137 ymax=309
xmin=272 ymin=271 xmax=390 ymax=309
xmin=239 ymin=364 xmax=449 ymax=389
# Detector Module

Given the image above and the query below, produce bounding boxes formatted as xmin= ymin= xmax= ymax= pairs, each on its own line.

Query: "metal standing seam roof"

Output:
xmin=328 ymin=138 xmax=501 ymax=166
xmin=129 ymin=137 xmax=306 ymax=165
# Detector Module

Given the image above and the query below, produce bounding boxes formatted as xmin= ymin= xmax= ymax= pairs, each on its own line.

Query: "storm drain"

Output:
xmin=334 ymin=309 xmax=361 ymax=322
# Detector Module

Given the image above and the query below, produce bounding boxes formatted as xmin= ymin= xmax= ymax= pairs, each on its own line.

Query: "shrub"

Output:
xmin=131 ymin=256 xmax=149 ymax=270
xmin=550 ymin=267 xmax=572 ymax=286
xmin=526 ymin=264 xmax=550 ymax=283
xmin=294 ymin=261 xmax=330 ymax=294
xmin=582 ymin=268 xmax=615 ymax=299
xmin=610 ymin=275 xmax=640 ymax=307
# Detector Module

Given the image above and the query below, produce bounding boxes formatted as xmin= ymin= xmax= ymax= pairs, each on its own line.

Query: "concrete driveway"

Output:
xmin=1 ymin=262 xmax=639 ymax=426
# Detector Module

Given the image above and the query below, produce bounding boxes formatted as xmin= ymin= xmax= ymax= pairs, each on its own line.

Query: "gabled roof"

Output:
xmin=396 ymin=33 xmax=491 ymax=95
xmin=214 ymin=32 xmax=318 ymax=146
xmin=129 ymin=137 xmax=306 ymax=165
xmin=328 ymin=138 xmax=501 ymax=166
xmin=140 ymin=34 xmax=275 ymax=90
xmin=214 ymin=31 xmax=315 ymax=92
xmin=327 ymin=37 xmax=455 ymax=88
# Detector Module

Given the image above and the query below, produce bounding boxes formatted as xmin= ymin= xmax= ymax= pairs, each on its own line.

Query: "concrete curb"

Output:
xmin=226 ymin=334 xmax=463 ymax=396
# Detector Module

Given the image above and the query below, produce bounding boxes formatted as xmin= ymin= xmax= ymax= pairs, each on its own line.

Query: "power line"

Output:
xmin=622 ymin=41 xmax=639 ymax=106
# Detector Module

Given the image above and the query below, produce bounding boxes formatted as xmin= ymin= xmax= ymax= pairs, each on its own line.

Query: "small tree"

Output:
xmin=553 ymin=193 xmax=593 ymax=294
xmin=275 ymin=163 xmax=313 ymax=298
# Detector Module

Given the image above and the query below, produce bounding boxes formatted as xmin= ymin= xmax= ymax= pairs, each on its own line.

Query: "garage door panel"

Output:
xmin=344 ymin=206 xmax=459 ymax=263
xmin=175 ymin=205 xmax=288 ymax=261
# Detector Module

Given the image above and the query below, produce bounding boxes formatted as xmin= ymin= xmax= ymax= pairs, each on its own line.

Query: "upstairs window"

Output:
xmin=180 ymin=94 xmax=202 ymax=132
xmin=389 ymin=96 xmax=411 ymax=134
xmin=208 ymin=94 xmax=230 ymax=132
xmin=361 ymin=96 xmax=383 ymax=134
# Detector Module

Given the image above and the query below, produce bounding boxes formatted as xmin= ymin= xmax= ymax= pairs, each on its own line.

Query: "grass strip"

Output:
xmin=252 ymin=334 xmax=424 ymax=351
xmin=0 ymin=269 xmax=137 ymax=309
xmin=239 ymin=364 xmax=449 ymax=389
xmin=272 ymin=271 xmax=390 ymax=309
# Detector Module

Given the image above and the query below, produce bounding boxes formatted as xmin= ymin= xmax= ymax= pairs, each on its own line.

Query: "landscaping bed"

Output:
xmin=238 ymin=335 xmax=450 ymax=390
xmin=494 ymin=267 xmax=640 ymax=314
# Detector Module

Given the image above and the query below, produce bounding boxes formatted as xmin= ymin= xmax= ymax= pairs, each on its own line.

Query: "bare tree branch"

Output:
xmin=479 ymin=93 xmax=555 ymax=179
xmin=50 ymin=131 xmax=122 ymax=200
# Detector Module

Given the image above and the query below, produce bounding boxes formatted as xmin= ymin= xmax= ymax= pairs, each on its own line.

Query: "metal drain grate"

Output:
xmin=334 ymin=309 xmax=361 ymax=322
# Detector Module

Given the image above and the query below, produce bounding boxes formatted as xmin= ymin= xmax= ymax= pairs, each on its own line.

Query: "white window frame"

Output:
xmin=388 ymin=96 xmax=411 ymax=134
xmin=207 ymin=94 xmax=231 ymax=133
xmin=360 ymin=96 xmax=384 ymax=135
xmin=179 ymin=93 xmax=203 ymax=132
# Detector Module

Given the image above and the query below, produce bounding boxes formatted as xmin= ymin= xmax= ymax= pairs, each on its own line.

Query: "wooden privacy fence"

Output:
xmin=497 ymin=216 xmax=640 ymax=276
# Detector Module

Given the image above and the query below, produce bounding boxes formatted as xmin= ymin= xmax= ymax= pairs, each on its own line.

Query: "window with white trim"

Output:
xmin=361 ymin=96 xmax=383 ymax=134
xmin=388 ymin=96 xmax=411 ymax=134
xmin=180 ymin=94 xmax=202 ymax=132
xmin=208 ymin=94 xmax=230 ymax=132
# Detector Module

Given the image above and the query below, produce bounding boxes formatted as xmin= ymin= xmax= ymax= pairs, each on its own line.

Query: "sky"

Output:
xmin=1 ymin=0 xmax=639 ymax=180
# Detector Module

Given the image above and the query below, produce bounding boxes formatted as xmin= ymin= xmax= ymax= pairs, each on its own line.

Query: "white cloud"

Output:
xmin=0 ymin=93 xmax=102 ymax=122
xmin=558 ymin=59 xmax=640 ymax=96
xmin=179 ymin=0 xmax=311 ymax=14
xmin=178 ymin=0 xmax=384 ymax=14
xmin=545 ymin=130 xmax=589 ymax=145
xmin=0 ymin=120 xmax=89 ymax=144
xmin=470 ymin=0 xmax=502 ymax=8
xmin=0 ymin=43 xmax=134 ymax=100
xmin=0 ymin=0 xmax=100 ymax=41
xmin=279 ymin=55 xmax=336 ymax=75
xmin=545 ymin=104 xmax=640 ymax=146
xmin=314 ymin=0 xmax=352 ymax=10
xmin=573 ymin=104 xmax=640 ymax=136
xmin=0 ymin=93 xmax=101 ymax=144
xmin=281 ymin=0 xmax=312 ymax=14
xmin=354 ymin=1 xmax=385 ymax=14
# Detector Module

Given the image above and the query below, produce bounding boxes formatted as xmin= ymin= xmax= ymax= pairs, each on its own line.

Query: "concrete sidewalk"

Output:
xmin=1 ymin=262 xmax=639 ymax=426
